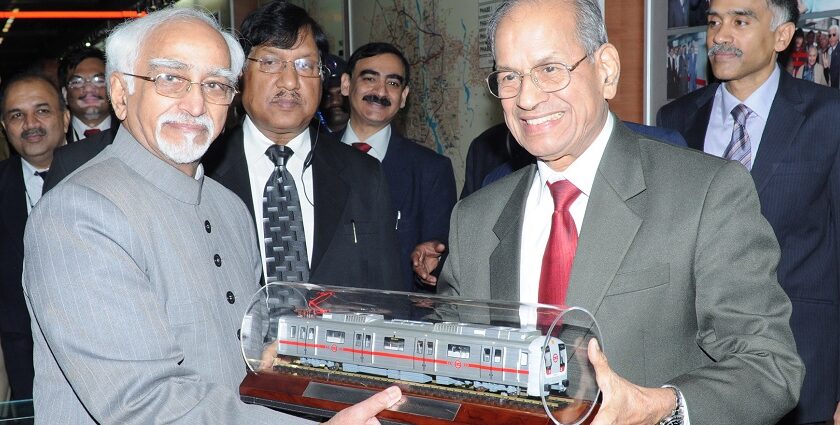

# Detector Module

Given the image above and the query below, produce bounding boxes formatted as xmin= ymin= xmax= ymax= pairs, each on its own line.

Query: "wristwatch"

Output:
xmin=658 ymin=386 xmax=685 ymax=425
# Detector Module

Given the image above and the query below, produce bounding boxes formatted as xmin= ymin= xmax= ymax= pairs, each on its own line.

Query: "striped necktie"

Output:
xmin=723 ymin=104 xmax=753 ymax=170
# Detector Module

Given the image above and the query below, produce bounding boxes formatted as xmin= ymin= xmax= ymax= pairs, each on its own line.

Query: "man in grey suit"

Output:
xmin=438 ymin=1 xmax=803 ymax=424
xmin=23 ymin=7 xmax=400 ymax=424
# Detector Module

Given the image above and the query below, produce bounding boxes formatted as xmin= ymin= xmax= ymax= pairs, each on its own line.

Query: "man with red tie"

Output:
xmin=57 ymin=48 xmax=117 ymax=143
xmin=336 ymin=42 xmax=456 ymax=291
xmin=437 ymin=1 xmax=802 ymax=424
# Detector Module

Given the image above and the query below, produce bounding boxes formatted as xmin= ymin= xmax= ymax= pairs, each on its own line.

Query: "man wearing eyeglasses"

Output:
xmin=24 ymin=7 xmax=401 ymax=424
xmin=438 ymin=0 xmax=802 ymax=424
xmin=57 ymin=47 xmax=116 ymax=143
xmin=204 ymin=2 xmax=401 ymax=290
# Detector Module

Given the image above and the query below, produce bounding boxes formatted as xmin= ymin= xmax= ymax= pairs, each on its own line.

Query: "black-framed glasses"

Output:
xmin=246 ymin=57 xmax=324 ymax=78
xmin=123 ymin=73 xmax=238 ymax=105
xmin=486 ymin=55 xmax=589 ymax=99
xmin=67 ymin=74 xmax=107 ymax=89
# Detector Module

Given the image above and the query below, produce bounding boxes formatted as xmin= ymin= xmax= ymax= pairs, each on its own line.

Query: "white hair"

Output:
xmin=105 ymin=7 xmax=244 ymax=93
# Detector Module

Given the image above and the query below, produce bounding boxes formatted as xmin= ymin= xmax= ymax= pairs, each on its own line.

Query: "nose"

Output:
xmin=516 ymin=73 xmax=547 ymax=111
xmin=179 ymin=83 xmax=207 ymax=117
xmin=21 ymin=112 xmax=39 ymax=130
xmin=711 ymin=22 xmax=734 ymax=46
xmin=275 ymin=63 xmax=301 ymax=91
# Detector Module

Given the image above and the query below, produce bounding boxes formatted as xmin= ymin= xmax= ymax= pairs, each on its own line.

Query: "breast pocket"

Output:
xmin=605 ymin=263 xmax=670 ymax=296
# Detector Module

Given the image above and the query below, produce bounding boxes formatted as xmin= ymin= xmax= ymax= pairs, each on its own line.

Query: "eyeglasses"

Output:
xmin=67 ymin=74 xmax=107 ymax=89
xmin=246 ymin=57 xmax=324 ymax=78
xmin=123 ymin=73 xmax=238 ymax=105
xmin=486 ymin=55 xmax=589 ymax=99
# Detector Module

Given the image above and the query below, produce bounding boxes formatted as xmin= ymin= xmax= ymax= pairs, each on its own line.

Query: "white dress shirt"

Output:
xmin=71 ymin=115 xmax=112 ymax=142
xmin=704 ymin=65 xmax=780 ymax=163
xmin=21 ymin=158 xmax=47 ymax=214
xmin=340 ymin=121 xmax=391 ymax=162
xmin=242 ymin=117 xmax=315 ymax=277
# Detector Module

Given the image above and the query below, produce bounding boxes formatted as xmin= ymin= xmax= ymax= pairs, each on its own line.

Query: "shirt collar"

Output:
xmin=536 ymin=112 xmax=614 ymax=198
xmin=71 ymin=115 xmax=112 ymax=136
xmin=243 ymin=115 xmax=312 ymax=163
xmin=720 ymin=65 xmax=780 ymax=122
xmin=341 ymin=121 xmax=391 ymax=161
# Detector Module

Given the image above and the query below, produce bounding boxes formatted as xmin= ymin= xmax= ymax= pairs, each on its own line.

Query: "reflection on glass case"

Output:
xmin=241 ymin=283 xmax=602 ymax=425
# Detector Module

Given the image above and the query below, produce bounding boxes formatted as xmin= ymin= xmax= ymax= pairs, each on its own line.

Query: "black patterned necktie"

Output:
xmin=724 ymin=104 xmax=753 ymax=170
xmin=262 ymin=145 xmax=310 ymax=283
xmin=34 ymin=170 xmax=48 ymax=181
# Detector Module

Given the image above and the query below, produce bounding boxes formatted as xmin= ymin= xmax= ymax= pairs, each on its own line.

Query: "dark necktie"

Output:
xmin=34 ymin=170 xmax=49 ymax=181
xmin=83 ymin=128 xmax=101 ymax=138
xmin=538 ymin=180 xmax=581 ymax=308
xmin=352 ymin=142 xmax=372 ymax=154
xmin=724 ymin=104 xmax=753 ymax=170
xmin=262 ymin=145 xmax=310 ymax=283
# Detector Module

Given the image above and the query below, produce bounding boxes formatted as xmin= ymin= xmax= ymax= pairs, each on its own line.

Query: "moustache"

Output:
xmin=21 ymin=128 xmax=47 ymax=139
xmin=708 ymin=43 xmax=743 ymax=58
xmin=362 ymin=94 xmax=392 ymax=107
xmin=272 ymin=90 xmax=302 ymax=103
xmin=159 ymin=111 xmax=214 ymax=133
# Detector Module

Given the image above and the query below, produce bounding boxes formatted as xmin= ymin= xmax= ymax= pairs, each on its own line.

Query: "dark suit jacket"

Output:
xmin=44 ymin=126 xmax=119 ymax=193
xmin=336 ymin=129 xmax=457 ymax=291
xmin=439 ymin=119 xmax=804 ymax=424
xmin=204 ymin=124 xmax=402 ymax=291
xmin=657 ymin=71 xmax=840 ymax=424
xmin=64 ymin=113 xmax=118 ymax=144
xmin=0 ymin=155 xmax=34 ymax=399
xmin=831 ymin=46 xmax=840 ymax=88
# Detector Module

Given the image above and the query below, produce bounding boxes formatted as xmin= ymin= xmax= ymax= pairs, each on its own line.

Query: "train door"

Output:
xmin=353 ymin=331 xmax=373 ymax=363
xmin=480 ymin=345 xmax=494 ymax=381
xmin=414 ymin=338 xmax=434 ymax=372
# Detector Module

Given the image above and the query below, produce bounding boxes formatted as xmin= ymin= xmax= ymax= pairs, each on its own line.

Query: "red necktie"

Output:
xmin=83 ymin=128 xmax=101 ymax=138
xmin=538 ymin=180 xmax=581 ymax=308
xmin=352 ymin=142 xmax=372 ymax=153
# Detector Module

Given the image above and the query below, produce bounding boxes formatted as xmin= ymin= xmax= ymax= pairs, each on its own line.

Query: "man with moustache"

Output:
xmin=439 ymin=0 xmax=803 ymax=424
xmin=24 ymin=7 xmax=400 ymax=424
xmin=336 ymin=42 xmax=456 ymax=291
xmin=0 ymin=73 xmax=69 ymax=404
xmin=58 ymin=47 xmax=116 ymax=143
xmin=658 ymin=1 xmax=839 ymax=423
xmin=205 ymin=2 xmax=402 ymax=290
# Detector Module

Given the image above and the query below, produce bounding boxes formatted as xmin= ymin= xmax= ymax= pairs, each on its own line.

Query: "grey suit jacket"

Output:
xmin=439 ymin=120 xmax=804 ymax=424
xmin=24 ymin=128 xmax=313 ymax=424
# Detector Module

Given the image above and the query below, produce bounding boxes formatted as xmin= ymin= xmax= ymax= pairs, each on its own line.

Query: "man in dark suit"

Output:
xmin=829 ymin=24 xmax=840 ymax=87
xmin=658 ymin=1 xmax=839 ymax=423
xmin=335 ymin=42 xmax=456 ymax=291
xmin=439 ymin=0 xmax=803 ymax=424
xmin=57 ymin=47 xmax=116 ymax=143
xmin=204 ymin=2 xmax=401 ymax=290
xmin=0 ymin=72 xmax=69 ymax=401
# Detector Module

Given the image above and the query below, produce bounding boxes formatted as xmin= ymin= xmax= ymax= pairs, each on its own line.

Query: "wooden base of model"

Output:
xmin=240 ymin=368 xmax=596 ymax=425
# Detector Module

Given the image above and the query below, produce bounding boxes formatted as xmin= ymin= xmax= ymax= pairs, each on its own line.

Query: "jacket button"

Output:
xmin=204 ymin=220 xmax=212 ymax=233
xmin=214 ymin=254 xmax=222 ymax=267
xmin=226 ymin=291 xmax=235 ymax=304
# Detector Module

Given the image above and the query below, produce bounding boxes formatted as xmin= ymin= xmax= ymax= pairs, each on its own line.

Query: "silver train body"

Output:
xmin=275 ymin=312 xmax=568 ymax=397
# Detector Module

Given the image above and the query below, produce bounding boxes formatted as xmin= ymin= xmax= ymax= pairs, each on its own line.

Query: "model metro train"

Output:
xmin=275 ymin=312 xmax=568 ymax=397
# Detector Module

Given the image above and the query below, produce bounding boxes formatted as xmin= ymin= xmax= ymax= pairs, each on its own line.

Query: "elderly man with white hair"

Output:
xmin=23 ymin=7 xmax=399 ymax=425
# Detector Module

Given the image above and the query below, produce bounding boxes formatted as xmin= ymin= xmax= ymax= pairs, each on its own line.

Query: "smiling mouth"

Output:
xmin=524 ymin=112 xmax=565 ymax=126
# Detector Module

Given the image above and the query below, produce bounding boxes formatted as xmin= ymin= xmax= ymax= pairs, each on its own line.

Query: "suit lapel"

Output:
xmin=751 ymin=73 xmax=803 ymax=194
xmin=684 ymin=85 xmax=717 ymax=151
xmin=567 ymin=122 xmax=644 ymax=316
xmin=0 ymin=158 xmax=28 ymax=258
xmin=209 ymin=126 xmax=255 ymax=219
xmin=380 ymin=133 xmax=407 ymax=210
xmin=311 ymin=134 xmax=350 ymax=272
xmin=489 ymin=166 xmax=534 ymax=302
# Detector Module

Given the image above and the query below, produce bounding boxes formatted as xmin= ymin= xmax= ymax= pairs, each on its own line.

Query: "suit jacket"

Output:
xmin=24 ymin=127 xmax=312 ymax=424
xmin=438 ymin=119 xmax=804 ymax=425
xmin=64 ymin=112 xmax=118 ymax=144
xmin=205 ymin=124 xmax=402 ymax=291
xmin=336 ymin=129 xmax=457 ymax=291
xmin=657 ymin=71 xmax=840 ymax=423
xmin=43 ymin=125 xmax=119 ymax=193
xmin=668 ymin=0 xmax=689 ymax=27
xmin=0 ymin=155 xmax=34 ymax=399
xmin=831 ymin=46 xmax=840 ymax=88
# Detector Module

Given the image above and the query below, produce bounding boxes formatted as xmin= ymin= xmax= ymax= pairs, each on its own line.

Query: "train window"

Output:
xmin=364 ymin=334 xmax=372 ymax=348
xmin=483 ymin=348 xmax=491 ymax=362
xmin=308 ymin=328 xmax=315 ymax=340
xmin=416 ymin=340 xmax=424 ymax=354
xmin=494 ymin=348 xmax=502 ymax=363
xmin=289 ymin=326 xmax=297 ymax=338
xmin=355 ymin=333 xmax=362 ymax=347
xmin=384 ymin=337 xmax=405 ymax=351
xmin=519 ymin=352 xmax=528 ymax=366
xmin=300 ymin=328 xmax=306 ymax=341
xmin=447 ymin=344 xmax=470 ymax=359
xmin=326 ymin=330 xmax=345 ymax=344
xmin=426 ymin=341 xmax=434 ymax=355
